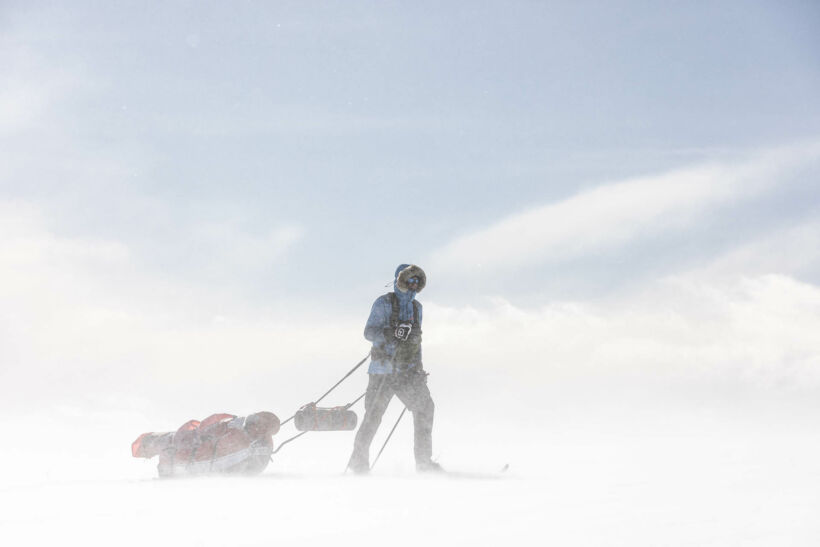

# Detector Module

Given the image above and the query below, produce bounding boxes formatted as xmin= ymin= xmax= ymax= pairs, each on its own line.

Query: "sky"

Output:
xmin=1 ymin=0 xmax=820 ymax=496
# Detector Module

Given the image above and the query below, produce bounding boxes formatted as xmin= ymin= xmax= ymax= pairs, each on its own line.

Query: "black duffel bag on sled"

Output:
xmin=294 ymin=402 xmax=357 ymax=431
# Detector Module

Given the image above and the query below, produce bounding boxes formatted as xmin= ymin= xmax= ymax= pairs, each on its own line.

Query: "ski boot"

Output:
xmin=416 ymin=460 xmax=444 ymax=473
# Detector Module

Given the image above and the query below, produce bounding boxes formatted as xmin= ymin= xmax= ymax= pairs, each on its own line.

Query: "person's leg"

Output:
xmin=394 ymin=369 xmax=436 ymax=468
xmin=348 ymin=374 xmax=393 ymax=472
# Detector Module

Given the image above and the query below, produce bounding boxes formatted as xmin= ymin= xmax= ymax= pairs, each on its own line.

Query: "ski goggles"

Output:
xmin=406 ymin=277 xmax=421 ymax=286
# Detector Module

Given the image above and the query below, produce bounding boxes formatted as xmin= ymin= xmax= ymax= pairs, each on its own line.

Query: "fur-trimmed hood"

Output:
xmin=394 ymin=264 xmax=426 ymax=293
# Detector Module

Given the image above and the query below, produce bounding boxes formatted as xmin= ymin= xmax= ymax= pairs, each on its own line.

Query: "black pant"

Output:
xmin=350 ymin=370 xmax=435 ymax=466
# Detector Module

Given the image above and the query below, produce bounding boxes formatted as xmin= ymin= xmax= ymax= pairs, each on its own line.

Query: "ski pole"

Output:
xmin=370 ymin=406 xmax=407 ymax=470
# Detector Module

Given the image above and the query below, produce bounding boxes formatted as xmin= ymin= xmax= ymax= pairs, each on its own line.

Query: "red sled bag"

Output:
xmin=132 ymin=411 xmax=280 ymax=477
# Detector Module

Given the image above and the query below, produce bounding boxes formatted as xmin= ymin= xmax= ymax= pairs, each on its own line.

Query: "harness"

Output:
xmin=389 ymin=292 xmax=418 ymax=331
xmin=372 ymin=292 xmax=421 ymax=368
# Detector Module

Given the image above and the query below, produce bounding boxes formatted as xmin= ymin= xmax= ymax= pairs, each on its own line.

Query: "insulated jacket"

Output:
xmin=365 ymin=265 xmax=424 ymax=374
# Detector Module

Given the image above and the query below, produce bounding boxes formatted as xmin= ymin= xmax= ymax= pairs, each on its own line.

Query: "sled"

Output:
xmin=132 ymin=411 xmax=280 ymax=477
xmin=132 ymin=353 xmax=370 ymax=477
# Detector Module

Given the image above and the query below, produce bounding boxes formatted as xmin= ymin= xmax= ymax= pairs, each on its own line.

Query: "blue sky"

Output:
xmin=1 ymin=2 xmax=820 ymax=414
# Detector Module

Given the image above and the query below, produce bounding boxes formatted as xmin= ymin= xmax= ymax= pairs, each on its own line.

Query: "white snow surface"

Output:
xmin=2 ymin=396 xmax=818 ymax=547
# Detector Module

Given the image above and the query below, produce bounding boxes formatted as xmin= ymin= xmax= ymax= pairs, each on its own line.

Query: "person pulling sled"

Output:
xmin=347 ymin=264 xmax=442 ymax=474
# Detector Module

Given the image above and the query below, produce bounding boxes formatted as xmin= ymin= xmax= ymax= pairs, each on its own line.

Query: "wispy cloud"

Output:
xmin=683 ymin=218 xmax=820 ymax=282
xmin=3 ymin=196 xmax=820 ymax=433
xmin=0 ymin=200 xmax=322 ymax=409
xmin=0 ymin=44 xmax=90 ymax=135
xmin=428 ymin=143 xmax=820 ymax=275
xmin=190 ymin=220 xmax=304 ymax=276
xmin=424 ymin=273 xmax=820 ymax=392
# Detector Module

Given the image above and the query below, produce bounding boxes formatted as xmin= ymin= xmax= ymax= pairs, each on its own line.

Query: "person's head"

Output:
xmin=394 ymin=264 xmax=426 ymax=294
xmin=405 ymin=276 xmax=421 ymax=292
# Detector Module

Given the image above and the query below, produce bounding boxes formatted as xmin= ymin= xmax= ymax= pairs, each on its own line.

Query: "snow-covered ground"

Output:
xmin=2 ymin=393 xmax=818 ymax=547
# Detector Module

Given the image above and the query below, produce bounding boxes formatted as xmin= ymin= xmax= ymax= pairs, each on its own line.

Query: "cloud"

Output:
xmin=428 ymin=143 xmax=820 ymax=275
xmin=686 ymin=218 xmax=820 ymax=281
xmin=0 ymin=201 xmax=313 ymax=404
xmin=0 ymin=44 xmax=90 ymax=135
xmin=2 ymin=198 xmax=819 ymax=483
xmin=190 ymin=220 xmax=304 ymax=276
xmin=0 ymin=201 xmax=130 ymax=267
xmin=424 ymin=273 xmax=820 ymax=393
xmin=3 ymin=187 xmax=819 ymax=426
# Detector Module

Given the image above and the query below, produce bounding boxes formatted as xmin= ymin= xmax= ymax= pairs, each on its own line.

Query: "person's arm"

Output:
xmin=364 ymin=296 xmax=389 ymax=346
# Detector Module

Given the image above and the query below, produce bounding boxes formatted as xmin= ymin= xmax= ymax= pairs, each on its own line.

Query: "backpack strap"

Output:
xmin=389 ymin=292 xmax=418 ymax=326
xmin=388 ymin=292 xmax=398 ymax=327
